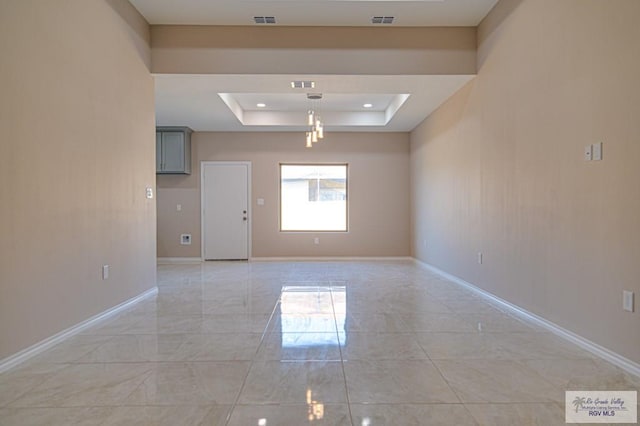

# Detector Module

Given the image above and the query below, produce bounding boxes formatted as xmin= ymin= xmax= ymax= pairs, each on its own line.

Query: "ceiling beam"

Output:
xmin=151 ymin=25 xmax=476 ymax=75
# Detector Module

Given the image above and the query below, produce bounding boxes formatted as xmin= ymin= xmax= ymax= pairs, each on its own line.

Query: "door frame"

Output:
xmin=200 ymin=161 xmax=252 ymax=261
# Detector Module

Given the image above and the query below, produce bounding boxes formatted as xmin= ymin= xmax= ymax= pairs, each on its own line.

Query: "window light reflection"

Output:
xmin=280 ymin=286 xmax=346 ymax=347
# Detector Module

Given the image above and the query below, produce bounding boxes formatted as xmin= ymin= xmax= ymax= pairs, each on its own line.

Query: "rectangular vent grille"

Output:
xmin=291 ymin=80 xmax=315 ymax=89
xmin=254 ymin=16 xmax=276 ymax=24
xmin=372 ymin=16 xmax=394 ymax=24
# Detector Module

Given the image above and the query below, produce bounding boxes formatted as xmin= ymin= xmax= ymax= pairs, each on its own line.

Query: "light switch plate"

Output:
xmin=102 ymin=265 xmax=109 ymax=280
xmin=257 ymin=198 xmax=265 ymax=206
xmin=623 ymin=290 xmax=634 ymax=312
xmin=584 ymin=145 xmax=592 ymax=161
xmin=592 ymin=142 xmax=603 ymax=161
xmin=146 ymin=187 xmax=153 ymax=199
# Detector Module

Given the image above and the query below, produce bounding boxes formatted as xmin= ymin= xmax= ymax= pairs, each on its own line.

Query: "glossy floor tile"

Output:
xmin=101 ymin=405 xmax=226 ymax=426
xmin=0 ymin=407 xmax=114 ymax=426
xmin=239 ymin=361 xmax=348 ymax=404
xmin=1 ymin=260 xmax=638 ymax=425
xmin=433 ymin=359 xmax=563 ymax=403
xmin=344 ymin=359 xmax=460 ymax=403
xmin=464 ymin=403 xmax=567 ymax=426
xmin=349 ymin=404 xmax=477 ymax=426
xmin=227 ymin=404 xmax=351 ymax=425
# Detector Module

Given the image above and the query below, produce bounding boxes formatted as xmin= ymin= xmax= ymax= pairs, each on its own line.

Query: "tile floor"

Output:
xmin=1 ymin=260 xmax=638 ymax=425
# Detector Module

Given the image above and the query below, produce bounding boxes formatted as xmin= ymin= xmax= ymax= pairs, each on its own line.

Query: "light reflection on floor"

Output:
xmin=280 ymin=286 xmax=346 ymax=348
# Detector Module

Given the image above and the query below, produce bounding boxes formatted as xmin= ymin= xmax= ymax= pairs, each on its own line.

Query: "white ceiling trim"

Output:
xmin=154 ymin=74 xmax=475 ymax=132
xmin=219 ymin=93 xmax=410 ymax=127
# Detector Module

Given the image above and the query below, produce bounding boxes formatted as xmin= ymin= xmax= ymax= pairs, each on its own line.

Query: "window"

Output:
xmin=280 ymin=164 xmax=348 ymax=231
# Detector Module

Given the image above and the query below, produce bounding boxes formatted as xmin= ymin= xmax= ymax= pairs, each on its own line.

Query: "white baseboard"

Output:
xmin=414 ymin=259 xmax=640 ymax=378
xmin=250 ymin=256 xmax=413 ymax=262
xmin=158 ymin=256 xmax=413 ymax=264
xmin=157 ymin=257 xmax=202 ymax=264
xmin=157 ymin=256 xmax=413 ymax=263
xmin=0 ymin=287 xmax=158 ymax=373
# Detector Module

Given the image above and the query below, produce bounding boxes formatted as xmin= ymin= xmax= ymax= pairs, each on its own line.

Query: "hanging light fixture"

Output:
xmin=305 ymin=93 xmax=325 ymax=148
xmin=316 ymin=119 xmax=324 ymax=139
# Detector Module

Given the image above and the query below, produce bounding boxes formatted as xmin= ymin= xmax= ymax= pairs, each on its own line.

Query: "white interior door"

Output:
xmin=202 ymin=162 xmax=250 ymax=260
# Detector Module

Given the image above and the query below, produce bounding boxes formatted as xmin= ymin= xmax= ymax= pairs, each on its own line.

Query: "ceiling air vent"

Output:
xmin=291 ymin=81 xmax=315 ymax=89
xmin=371 ymin=16 xmax=394 ymax=24
xmin=254 ymin=16 xmax=276 ymax=24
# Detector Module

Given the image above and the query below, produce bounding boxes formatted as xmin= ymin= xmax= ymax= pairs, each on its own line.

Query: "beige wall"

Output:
xmin=158 ymin=132 xmax=410 ymax=258
xmin=0 ymin=0 xmax=156 ymax=360
xmin=411 ymin=0 xmax=640 ymax=363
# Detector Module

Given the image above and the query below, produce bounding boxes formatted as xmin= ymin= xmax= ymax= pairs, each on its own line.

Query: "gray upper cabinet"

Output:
xmin=156 ymin=127 xmax=192 ymax=174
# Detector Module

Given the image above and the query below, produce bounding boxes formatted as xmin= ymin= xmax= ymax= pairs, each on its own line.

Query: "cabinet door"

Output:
xmin=156 ymin=131 xmax=163 ymax=171
xmin=161 ymin=131 xmax=185 ymax=172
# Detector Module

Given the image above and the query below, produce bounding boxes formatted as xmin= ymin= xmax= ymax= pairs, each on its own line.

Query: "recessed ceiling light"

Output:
xmin=363 ymin=103 xmax=373 ymax=108
xmin=256 ymin=103 xmax=266 ymax=108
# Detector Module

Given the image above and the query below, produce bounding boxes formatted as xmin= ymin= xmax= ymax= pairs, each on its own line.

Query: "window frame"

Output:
xmin=279 ymin=163 xmax=349 ymax=233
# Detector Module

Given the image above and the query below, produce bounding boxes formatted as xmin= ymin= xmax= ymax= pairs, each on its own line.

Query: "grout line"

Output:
xmin=412 ymin=312 xmax=466 ymax=407
xmin=116 ymin=367 xmax=157 ymax=412
xmin=418 ymin=340 xmax=480 ymax=423
xmin=421 ymin=346 xmax=484 ymax=424
xmin=330 ymin=287 xmax=355 ymax=426
xmin=223 ymin=289 xmax=282 ymax=426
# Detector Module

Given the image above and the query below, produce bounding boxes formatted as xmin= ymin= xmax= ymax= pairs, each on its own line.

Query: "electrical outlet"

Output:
xmin=623 ymin=290 xmax=634 ymax=312
xmin=314 ymin=237 xmax=320 ymax=245
xmin=102 ymin=265 xmax=109 ymax=280
xmin=181 ymin=234 xmax=191 ymax=245
xmin=176 ymin=204 xmax=182 ymax=211
xmin=145 ymin=187 xmax=153 ymax=199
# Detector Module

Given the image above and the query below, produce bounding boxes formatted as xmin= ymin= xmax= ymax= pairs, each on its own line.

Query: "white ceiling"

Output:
xmin=134 ymin=0 xmax=496 ymax=133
